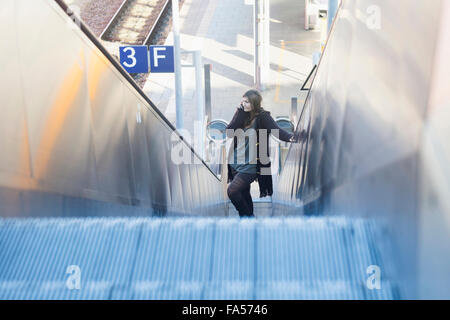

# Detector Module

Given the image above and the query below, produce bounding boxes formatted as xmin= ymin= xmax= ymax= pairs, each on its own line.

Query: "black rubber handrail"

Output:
xmin=300 ymin=64 xmax=317 ymax=92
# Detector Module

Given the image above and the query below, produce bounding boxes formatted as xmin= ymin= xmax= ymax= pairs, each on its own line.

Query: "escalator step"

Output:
xmin=0 ymin=216 xmax=397 ymax=299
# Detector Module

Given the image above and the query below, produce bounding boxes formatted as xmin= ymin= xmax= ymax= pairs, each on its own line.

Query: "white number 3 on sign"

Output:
xmin=123 ymin=47 xmax=137 ymax=68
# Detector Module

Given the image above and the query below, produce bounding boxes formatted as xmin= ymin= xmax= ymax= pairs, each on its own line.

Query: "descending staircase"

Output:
xmin=0 ymin=215 xmax=399 ymax=299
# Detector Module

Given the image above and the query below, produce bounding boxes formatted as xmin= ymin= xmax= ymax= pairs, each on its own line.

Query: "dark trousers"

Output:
xmin=227 ymin=167 xmax=258 ymax=217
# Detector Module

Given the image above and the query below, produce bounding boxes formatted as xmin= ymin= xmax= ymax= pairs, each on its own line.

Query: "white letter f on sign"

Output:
xmin=153 ymin=47 xmax=167 ymax=67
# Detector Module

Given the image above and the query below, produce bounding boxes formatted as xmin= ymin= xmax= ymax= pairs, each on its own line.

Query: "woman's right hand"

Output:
xmin=239 ymin=103 xmax=250 ymax=113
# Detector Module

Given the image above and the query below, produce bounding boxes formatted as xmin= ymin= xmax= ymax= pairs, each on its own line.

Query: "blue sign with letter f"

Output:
xmin=149 ymin=46 xmax=174 ymax=73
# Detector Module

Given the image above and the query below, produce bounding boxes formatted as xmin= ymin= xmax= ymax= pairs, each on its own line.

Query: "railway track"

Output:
xmin=100 ymin=0 xmax=172 ymax=45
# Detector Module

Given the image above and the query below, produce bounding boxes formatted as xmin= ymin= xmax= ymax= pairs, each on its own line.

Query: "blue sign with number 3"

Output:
xmin=119 ymin=46 xmax=149 ymax=73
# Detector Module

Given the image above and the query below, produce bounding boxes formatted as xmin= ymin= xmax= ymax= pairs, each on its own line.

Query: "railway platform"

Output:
xmin=143 ymin=0 xmax=321 ymax=141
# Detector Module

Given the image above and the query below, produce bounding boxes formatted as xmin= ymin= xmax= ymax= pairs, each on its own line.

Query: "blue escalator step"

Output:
xmin=0 ymin=216 xmax=397 ymax=300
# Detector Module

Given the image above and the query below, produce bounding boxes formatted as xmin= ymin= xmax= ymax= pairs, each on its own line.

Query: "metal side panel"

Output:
xmin=275 ymin=0 xmax=449 ymax=298
xmin=0 ymin=0 xmax=225 ymax=218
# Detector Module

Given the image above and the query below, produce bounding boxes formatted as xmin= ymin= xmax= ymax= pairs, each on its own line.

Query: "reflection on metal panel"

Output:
xmin=0 ymin=0 xmax=225 ymax=217
xmin=274 ymin=0 xmax=449 ymax=298
xmin=417 ymin=0 xmax=450 ymax=299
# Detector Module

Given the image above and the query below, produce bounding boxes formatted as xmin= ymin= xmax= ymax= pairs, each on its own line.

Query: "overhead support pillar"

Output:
xmin=254 ymin=0 xmax=261 ymax=90
xmin=327 ymin=0 xmax=339 ymax=33
xmin=172 ymin=0 xmax=183 ymax=130
xmin=261 ymin=0 xmax=270 ymax=90
xmin=291 ymin=97 xmax=298 ymax=125
xmin=254 ymin=0 xmax=270 ymax=91
xmin=194 ymin=50 xmax=205 ymax=158
xmin=204 ymin=64 xmax=212 ymax=122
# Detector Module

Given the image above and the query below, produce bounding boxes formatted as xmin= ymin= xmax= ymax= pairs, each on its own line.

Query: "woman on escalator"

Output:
xmin=226 ymin=90 xmax=296 ymax=218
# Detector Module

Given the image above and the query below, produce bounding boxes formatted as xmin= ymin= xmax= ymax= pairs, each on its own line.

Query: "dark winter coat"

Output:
xmin=226 ymin=107 xmax=294 ymax=197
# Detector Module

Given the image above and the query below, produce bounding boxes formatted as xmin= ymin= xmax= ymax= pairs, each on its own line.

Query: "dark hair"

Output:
xmin=243 ymin=89 xmax=264 ymax=127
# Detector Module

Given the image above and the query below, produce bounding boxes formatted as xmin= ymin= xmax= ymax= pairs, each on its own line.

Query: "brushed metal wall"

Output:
xmin=274 ymin=0 xmax=450 ymax=298
xmin=0 ymin=0 xmax=226 ymax=217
